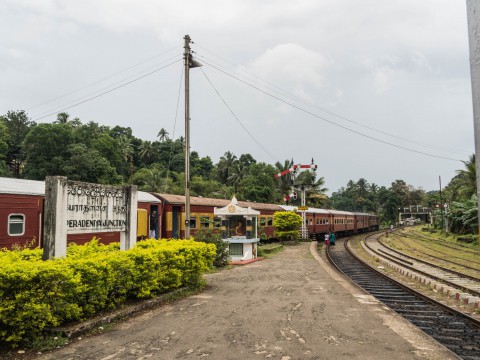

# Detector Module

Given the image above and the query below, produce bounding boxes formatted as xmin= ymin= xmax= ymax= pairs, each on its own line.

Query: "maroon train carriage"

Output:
xmin=0 ymin=177 xmax=162 ymax=249
xmin=151 ymin=193 xmax=283 ymax=240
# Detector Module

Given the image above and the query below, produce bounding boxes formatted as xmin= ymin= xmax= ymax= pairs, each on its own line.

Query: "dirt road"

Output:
xmin=36 ymin=242 xmax=456 ymax=360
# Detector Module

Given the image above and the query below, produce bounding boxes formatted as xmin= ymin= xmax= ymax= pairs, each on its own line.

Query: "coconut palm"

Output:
xmin=274 ymin=159 xmax=294 ymax=199
xmin=139 ymin=141 xmax=156 ymax=164
xmin=454 ymin=154 xmax=476 ymax=200
xmin=157 ymin=128 xmax=170 ymax=142
xmin=217 ymin=151 xmax=237 ymax=184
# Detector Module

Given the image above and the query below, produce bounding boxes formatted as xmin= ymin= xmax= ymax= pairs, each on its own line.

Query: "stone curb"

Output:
xmin=360 ymin=241 xmax=480 ymax=309
xmin=50 ymin=287 xmax=192 ymax=339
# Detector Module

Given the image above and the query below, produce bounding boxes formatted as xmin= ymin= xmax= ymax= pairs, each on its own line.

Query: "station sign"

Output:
xmin=297 ymin=206 xmax=309 ymax=211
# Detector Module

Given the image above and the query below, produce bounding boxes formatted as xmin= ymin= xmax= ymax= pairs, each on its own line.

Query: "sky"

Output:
xmin=0 ymin=0 xmax=475 ymax=195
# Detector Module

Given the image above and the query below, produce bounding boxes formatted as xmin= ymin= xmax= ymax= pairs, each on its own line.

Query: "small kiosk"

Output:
xmin=214 ymin=196 xmax=260 ymax=261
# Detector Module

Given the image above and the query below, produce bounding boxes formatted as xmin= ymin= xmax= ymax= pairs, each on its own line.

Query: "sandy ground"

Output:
xmin=33 ymin=242 xmax=458 ymax=360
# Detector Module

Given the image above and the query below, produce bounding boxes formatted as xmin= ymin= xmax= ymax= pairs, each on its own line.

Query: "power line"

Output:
xmin=200 ymin=58 xmax=462 ymax=162
xmin=31 ymin=59 xmax=182 ymax=122
xmin=200 ymin=68 xmax=279 ymax=162
xmin=32 ymin=55 xmax=182 ymax=120
xmin=195 ymin=45 xmax=470 ymax=156
xmin=26 ymin=46 xmax=180 ymax=111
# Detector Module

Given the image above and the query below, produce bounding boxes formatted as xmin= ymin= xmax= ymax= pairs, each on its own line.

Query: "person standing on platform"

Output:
xmin=324 ymin=233 xmax=330 ymax=246
xmin=329 ymin=232 xmax=336 ymax=246
xmin=149 ymin=210 xmax=158 ymax=239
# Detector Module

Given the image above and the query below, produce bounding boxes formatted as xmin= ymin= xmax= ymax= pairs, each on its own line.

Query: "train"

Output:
xmin=0 ymin=177 xmax=379 ymax=250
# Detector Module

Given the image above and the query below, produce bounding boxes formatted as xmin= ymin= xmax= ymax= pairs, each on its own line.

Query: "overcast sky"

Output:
xmin=0 ymin=0 xmax=475 ymax=194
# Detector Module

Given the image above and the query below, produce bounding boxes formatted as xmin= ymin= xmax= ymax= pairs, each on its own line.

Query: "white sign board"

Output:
xmin=66 ymin=183 xmax=128 ymax=234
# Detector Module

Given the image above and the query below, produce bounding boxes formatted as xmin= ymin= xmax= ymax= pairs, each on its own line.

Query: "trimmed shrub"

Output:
xmin=193 ymin=228 xmax=230 ymax=267
xmin=0 ymin=238 xmax=215 ymax=347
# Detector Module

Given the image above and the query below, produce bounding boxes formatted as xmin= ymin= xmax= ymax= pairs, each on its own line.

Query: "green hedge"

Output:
xmin=0 ymin=239 xmax=215 ymax=347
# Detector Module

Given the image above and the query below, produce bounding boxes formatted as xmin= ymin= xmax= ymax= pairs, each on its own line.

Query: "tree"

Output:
xmin=216 ymin=151 xmax=237 ymax=184
xmin=22 ymin=123 xmax=74 ymax=180
xmin=133 ymin=165 xmax=167 ymax=192
xmin=453 ymin=154 xmax=476 ymax=200
xmin=139 ymin=141 xmax=156 ymax=165
xmin=157 ymin=128 xmax=170 ymax=142
xmin=55 ymin=112 xmax=70 ymax=124
xmin=62 ymin=143 xmax=121 ymax=184
xmin=274 ymin=159 xmax=294 ymax=201
xmin=0 ymin=110 xmax=36 ymax=177
xmin=0 ymin=120 xmax=11 ymax=176
xmin=238 ymin=163 xmax=276 ymax=203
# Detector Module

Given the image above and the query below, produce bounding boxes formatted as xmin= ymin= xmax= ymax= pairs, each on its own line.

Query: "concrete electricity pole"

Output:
xmin=183 ymin=35 xmax=202 ymax=239
xmin=466 ymin=1 xmax=480 ymax=245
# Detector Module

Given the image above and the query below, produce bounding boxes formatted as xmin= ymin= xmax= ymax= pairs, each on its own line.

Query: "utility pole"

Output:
xmin=183 ymin=35 xmax=201 ymax=240
xmin=466 ymin=1 xmax=480 ymax=247
xmin=439 ymin=176 xmax=444 ymax=232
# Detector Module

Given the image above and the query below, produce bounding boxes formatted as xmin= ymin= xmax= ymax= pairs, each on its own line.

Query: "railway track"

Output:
xmin=388 ymin=230 xmax=480 ymax=270
xmin=366 ymin=235 xmax=480 ymax=298
xmin=326 ymin=236 xmax=480 ymax=360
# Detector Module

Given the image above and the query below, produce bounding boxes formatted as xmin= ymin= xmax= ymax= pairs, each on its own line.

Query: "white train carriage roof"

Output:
xmin=279 ymin=205 xmax=329 ymax=214
xmin=327 ymin=209 xmax=355 ymax=216
xmin=0 ymin=177 xmax=160 ymax=203
xmin=0 ymin=177 xmax=44 ymax=196
xmin=352 ymin=212 xmax=372 ymax=216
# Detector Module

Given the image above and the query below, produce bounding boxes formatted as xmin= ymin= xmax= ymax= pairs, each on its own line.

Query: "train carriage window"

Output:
xmin=260 ymin=217 xmax=266 ymax=227
xmin=8 ymin=214 xmax=25 ymax=236
xmin=316 ymin=218 xmax=320 ymax=225
xmin=213 ymin=217 xmax=222 ymax=228
xmin=267 ymin=217 xmax=273 ymax=226
xmin=190 ymin=217 xmax=197 ymax=229
xmin=309 ymin=219 xmax=313 ymax=225
xmin=200 ymin=216 xmax=210 ymax=228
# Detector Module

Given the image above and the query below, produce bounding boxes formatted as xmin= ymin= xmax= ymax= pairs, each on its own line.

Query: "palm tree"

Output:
xmin=139 ymin=141 xmax=155 ymax=164
xmin=454 ymin=154 xmax=476 ymax=200
xmin=117 ymin=134 xmax=134 ymax=183
xmin=157 ymin=128 xmax=170 ymax=142
xmin=217 ymin=151 xmax=237 ymax=184
xmin=227 ymin=161 xmax=246 ymax=193
xmin=133 ymin=166 xmax=165 ymax=192
xmin=274 ymin=159 xmax=294 ymax=199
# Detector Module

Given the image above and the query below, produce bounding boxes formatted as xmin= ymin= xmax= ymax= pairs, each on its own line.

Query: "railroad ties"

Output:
xmin=327 ymin=238 xmax=480 ymax=359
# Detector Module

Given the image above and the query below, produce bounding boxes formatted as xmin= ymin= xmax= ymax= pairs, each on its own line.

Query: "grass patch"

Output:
xmin=258 ymin=244 xmax=284 ymax=257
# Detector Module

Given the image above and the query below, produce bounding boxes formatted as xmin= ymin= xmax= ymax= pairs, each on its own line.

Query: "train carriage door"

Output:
xmin=172 ymin=206 xmax=181 ymax=238
xmin=149 ymin=205 xmax=159 ymax=239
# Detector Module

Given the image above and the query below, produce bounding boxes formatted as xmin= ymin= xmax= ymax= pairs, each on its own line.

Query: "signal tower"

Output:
xmin=274 ymin=159 xmax=318 ymax=239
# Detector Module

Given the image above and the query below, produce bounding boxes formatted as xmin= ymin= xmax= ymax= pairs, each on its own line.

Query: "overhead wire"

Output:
xmin=195 ymin=44 xmax=470 ymax=156
xmin=200 ymin=67 xmax=279 ymax=162
xmin=163 ymin=66 xmax=184 ymax=192
xmin=199 ymin=57 xmax=462 ymax=162
xmin=31 ymin=58 xmax=182 ymax=122
xmin=26 ymin=46 xmax=180 ymax=111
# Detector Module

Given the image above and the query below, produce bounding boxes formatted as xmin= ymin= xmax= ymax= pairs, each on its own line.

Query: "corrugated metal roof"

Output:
xmin=153 ymin=193 xmax=284 ymax=211
xmin=279 ymin=205 xmax=329 ymax=214
xmin=0 ymin=177 xmax=160 ymax=203
xmin=327 ymin=209 xmax=354 ymax=216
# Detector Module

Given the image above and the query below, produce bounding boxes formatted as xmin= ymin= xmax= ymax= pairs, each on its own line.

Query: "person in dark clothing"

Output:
xmin=150 ymin=210 xmax=158 ymax=238
xmin=329 ymin=232 xmax=336 ymax=246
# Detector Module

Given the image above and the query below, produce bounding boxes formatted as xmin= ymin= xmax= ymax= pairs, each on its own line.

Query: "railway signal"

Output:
xmin=274 ymin=158 xmax=318 ymax=239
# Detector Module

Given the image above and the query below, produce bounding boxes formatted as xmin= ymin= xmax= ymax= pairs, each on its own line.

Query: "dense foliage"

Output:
xmin=0 ymin=239 xmax=215 ymax=347
xmin=273 ymin=211 xmax=303 ymax=242
xmin=0 ymin=110 xmax=477 ymax=234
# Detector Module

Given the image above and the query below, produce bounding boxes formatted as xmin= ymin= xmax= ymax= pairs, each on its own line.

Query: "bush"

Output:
xmin=0 ymin=239 xmax=215 ymax=347
xmin=273 ymin=211 xmax=302 ymax=243
xmin=193 ymin=228 xmax=230 ymax=267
